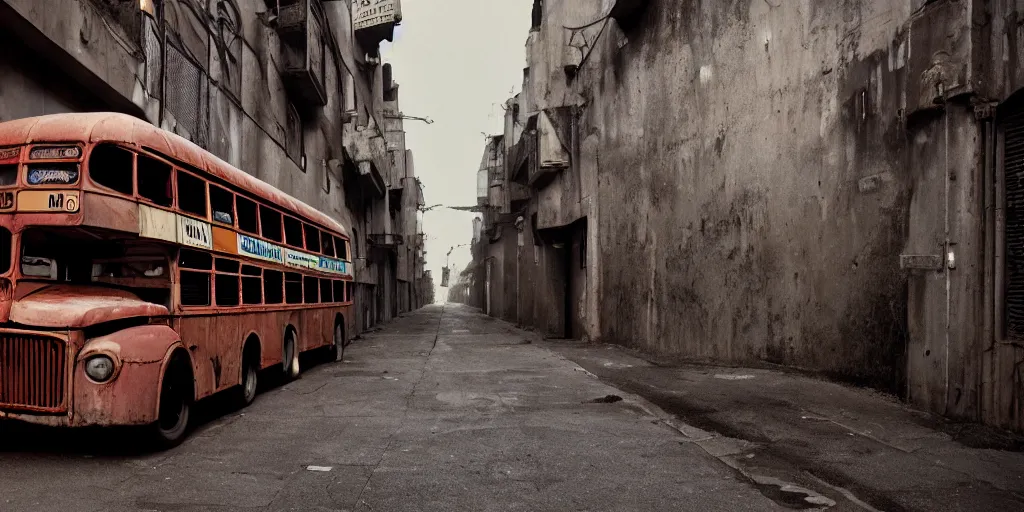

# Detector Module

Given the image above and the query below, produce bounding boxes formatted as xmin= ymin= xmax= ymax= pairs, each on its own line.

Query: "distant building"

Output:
xmin=465 ymin=0 xmax=1024 ymax=434
xmin=0 ymin=0 xmax=429 ymax=330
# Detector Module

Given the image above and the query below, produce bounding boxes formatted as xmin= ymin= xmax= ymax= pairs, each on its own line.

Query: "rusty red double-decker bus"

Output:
xmin=0 ymin=113 xmax=354 ymax=447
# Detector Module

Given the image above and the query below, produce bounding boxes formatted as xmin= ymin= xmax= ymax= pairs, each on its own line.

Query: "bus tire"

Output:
xmin=329 ymin=321 xmax=345 ymax=362
xmin=148 ymin=353 xmax=193 ymax=450
xmin=233 ymin=339 xmax=260 ymax=407
xmin=283 ymin=328 xmax=300 ymax=380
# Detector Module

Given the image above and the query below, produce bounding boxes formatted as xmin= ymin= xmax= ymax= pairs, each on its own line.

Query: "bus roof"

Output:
xmin=0 ymin=112 xmax=349 ymax=238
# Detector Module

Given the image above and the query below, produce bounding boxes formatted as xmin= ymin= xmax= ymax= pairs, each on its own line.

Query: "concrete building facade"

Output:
xmin=461 ymin=0 xmax=1024 ymax=433
xmin=0 ymin=0 xmax=431 ymax=332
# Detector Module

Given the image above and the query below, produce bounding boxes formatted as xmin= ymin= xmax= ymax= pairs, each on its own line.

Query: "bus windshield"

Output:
xmin=19 ymin=227 xmax=171 ymax=306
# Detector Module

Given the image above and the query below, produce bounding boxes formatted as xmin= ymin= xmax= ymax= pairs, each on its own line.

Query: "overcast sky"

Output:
xmin=380 ymin=0 xmax=532 ymax=302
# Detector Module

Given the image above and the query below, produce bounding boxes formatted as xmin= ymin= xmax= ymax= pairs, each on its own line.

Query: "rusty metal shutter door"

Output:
xmin=1004 ymin=108 xmax=1024 ymax=339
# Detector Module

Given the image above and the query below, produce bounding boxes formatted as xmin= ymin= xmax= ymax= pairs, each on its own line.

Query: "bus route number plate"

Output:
xmin=17 ymin=190 xmax=80 ymax=213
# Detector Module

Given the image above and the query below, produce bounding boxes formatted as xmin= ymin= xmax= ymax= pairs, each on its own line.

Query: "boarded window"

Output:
xmin=284 ymin=216 xmax=303 ymax=248
xmin=332 ymin=280 xmax=344 ymax=302
xmin=304 ymin=224 xmax=321 ymax=253
xmin=242 ymin=265 xmax=262 ymax=304
xmin=304 ymin=276 xmax=319 ymax=303
xmin=285 ymin=272 xmax=303 ymax=304
xmin=215 ymin=274 xmax=240 ymax=306
xmin=177 ymin=172 xmax=208 ymax=217
xmin=264 ymin=269 xmax=283 ymax=304
xmin=89 ymin=144 xmax=134 ymax=195
xmin=237 ymin=195 xmax=258 ymax=234
xmin=320 ymin=278 xmax=333 ymax=302
xmin=210 ymin=185 xmax=234 ymax=225
xmin=260 ymin=205 xmax=283 ymax=242
xmin=137 ymin=154 xmax=173 ymax=206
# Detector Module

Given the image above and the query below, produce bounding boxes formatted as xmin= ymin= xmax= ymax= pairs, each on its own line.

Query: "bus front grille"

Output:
xmin=0 ymin=334 xmax=67 ymax=412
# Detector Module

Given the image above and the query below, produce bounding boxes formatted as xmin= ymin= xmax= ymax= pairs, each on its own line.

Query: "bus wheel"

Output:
xmin=283 ymin=329 xmax=300 ymax=380
xmin=330 ymin=322 xmax=345 ymax=362
xmin=149 ymin=357 xmax=192 ymax=449
xmin=233 ymin=347 xmax=259 ymax=407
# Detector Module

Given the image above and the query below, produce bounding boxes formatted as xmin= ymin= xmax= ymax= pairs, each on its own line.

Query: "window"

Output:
xmin=215 ymin=273 xmax=240 ymax=306
xmin=321 ymin=232 xmax=335 ymax=257
xmin=320 ymin=278 xmax=333 ymax=302
xmin=352 ymin=229 xmax=359 ymax=258
xmin=237 ymin=195 xmax=258 ymax=234
xmin=285 ymin=272 xmax=303 ymax=304
xmin=89 ymin=143 xmax=134 ymax=194
xmin=304 ymin=224 xmax=321 ymax=253
xmin=210 ymin=185 xmax=234 ymax=225
xmin=333 ymin=280 xmax=344 ymax=303
xmin=137 ymin=154 xmax=173 ymax=206
xmin=177 ymin=172 xmax=208 ymax=217
xmin=215 ymin=258 xmax=239 ymax=273
xmin=335 ymin=237 xmax=349 ymax=260
xmin=179 ymin=249 xmax=212 ymax=307
xmin=0 ymin=164 xmax=17 ymax=187
xmin=284 ymin=216 xmax=303 ymax=248
xmin=304 ymin=275 xmax=319 ymax=303
xmin=259 ymin=205 xmax=283 ymax=242
xmin=242 ymin=265 xmax=262 ymax=304
xmin=346 ymin=282 xmax=354 ymax=303
xmin=264 ymin=269 xmax=283 ymax=304
xmin=286 ymin=103 xmax=303 ymax=169
xmin=180 ymin=271 xmax=211 ymax=306
xmin=0 ymin=227 xmax=11 ymax=273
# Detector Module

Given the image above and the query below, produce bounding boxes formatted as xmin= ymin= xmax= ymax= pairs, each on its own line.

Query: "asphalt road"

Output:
xmin=0 ymin=304 xmax=787 ymax=511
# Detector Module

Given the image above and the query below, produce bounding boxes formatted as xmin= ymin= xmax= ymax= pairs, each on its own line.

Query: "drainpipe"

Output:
xmin=981 ymin=107 xmax=995 ymax=421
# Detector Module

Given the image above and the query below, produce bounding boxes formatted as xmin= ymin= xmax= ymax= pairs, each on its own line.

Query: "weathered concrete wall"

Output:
xmin=573 ymin=0 xmax=918 ymax=392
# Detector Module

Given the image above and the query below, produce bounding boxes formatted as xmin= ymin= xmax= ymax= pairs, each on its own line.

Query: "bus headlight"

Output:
xmin=85 ymin=355 xmax=115 ymax=382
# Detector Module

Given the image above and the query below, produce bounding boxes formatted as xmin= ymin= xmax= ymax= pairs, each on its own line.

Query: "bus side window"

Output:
xmin=335 ymin=236 xmax=349 ymax=261
xmin=242 ymin=265 xmax=262 ymax=305
xmin=89 ymin=144 xmax=134 ymax=195
xmin=303 ymin=275 xmax=318 ymax=303
xmin=137 ymin=154 xmax=173 ymax=206
xmin=332 ymin=280 xmax=344 ymax=303
xmin=210 ymin=185 xmax=234 ymax=225
xmin=346 ymin=282 xmax=353 ymax=303
xmin=214 ymin=258 xmax=240 ymax=307
xmin=260 ymin=205 xmax=283 ymax=243
xmin=237 ymin=195 xmax=258 ymax=234
xmin=303 ymin=223 xmax=321 ymax=253
xmin=284 ymin=216 xmax=303 ymax=248
xmin=321 ymin=232 xmax=335 ymax=257
xmin=320 ymin=278 xmax=333 ymax=303
xmin=177 ymin=171 xmax=208 ymax=218
xmin=285 ymin=272 xmax=302 ymax=304
xmin=178 ymin=249 xmax=212 ymax=307
xmin=264 ymin=269 xmax=284 ymax=304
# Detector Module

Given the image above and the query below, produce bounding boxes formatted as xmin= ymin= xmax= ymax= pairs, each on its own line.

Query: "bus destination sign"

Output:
xmin=30 ymin=146 xmax=81 ymax=160
xmin=0 ymin=147 xmax=19 ymax=162
xmin=27 ymin=166 xmax=79 ymax=185
xmin=17 ymin=190 xmax=79 ymax=212
xmin=237 ymin=234 xmax=284 ymax=264
xmin=179 ymin=216 xmax=213 ymax=249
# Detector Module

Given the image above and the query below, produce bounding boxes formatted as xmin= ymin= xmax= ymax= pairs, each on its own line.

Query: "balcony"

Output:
xmin=342 ymin=124 xmax=387 ymax=199
xmin=508 ymin=107 xmax=576 ymax=189
xmin=277 ymin=0 xmax=329 ymax=108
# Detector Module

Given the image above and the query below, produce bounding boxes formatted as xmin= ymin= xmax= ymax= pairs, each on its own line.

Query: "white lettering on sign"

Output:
xmin=178 ymin=216 xmax=212 ymax=249
xmin=353 ymin=0 xmax=400 ymax=30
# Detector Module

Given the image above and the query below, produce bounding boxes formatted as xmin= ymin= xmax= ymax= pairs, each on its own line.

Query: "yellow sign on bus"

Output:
xmin=18 ymin=190 xmax=80 ymax=212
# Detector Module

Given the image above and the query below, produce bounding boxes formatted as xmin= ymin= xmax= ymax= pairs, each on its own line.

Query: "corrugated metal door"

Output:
xmin=1004 ymin=108 xmax=1024 ymax=338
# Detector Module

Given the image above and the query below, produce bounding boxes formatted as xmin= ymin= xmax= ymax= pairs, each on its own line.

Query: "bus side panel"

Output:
xmin=297 ymin=308 xmax=331 ymax=353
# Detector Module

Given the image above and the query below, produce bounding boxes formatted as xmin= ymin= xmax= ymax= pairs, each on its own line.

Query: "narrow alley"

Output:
xmin=2 ymin=305 xmax=1021 ymax=511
